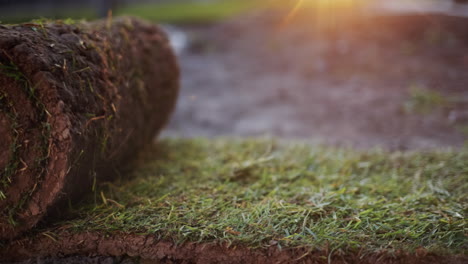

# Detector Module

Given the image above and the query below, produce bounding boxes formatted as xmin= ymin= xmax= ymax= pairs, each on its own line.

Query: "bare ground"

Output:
xmin=163 ymin=11 xmax=468 ymax=150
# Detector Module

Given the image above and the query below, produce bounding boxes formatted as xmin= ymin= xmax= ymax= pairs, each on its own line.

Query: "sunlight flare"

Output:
xmin=281 ymin=0 xmax=306 ymax=27
xmin=280 ymin=0 xmax=366 ymax=29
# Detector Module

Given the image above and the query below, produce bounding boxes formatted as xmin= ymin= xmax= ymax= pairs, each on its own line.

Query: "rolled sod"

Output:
xmin=0 ymin=17 xmax=179 ymax=240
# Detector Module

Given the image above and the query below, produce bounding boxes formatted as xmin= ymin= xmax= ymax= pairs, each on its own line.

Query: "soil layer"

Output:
xmin=1 ymin=232 xmax=467 ymax=264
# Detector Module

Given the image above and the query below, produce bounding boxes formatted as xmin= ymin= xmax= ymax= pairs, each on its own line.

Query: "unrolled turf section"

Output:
xmin=1 ymin=139 xmax=466 ymax=263
xmin=0 ymin=17 xmax=179 ymax=240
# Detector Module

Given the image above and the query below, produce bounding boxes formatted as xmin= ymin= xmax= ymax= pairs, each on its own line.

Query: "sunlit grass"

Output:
xmin=115 ymin=0 xmax=262 ymax=23
xmin=46 ymin=138 xmax=467 ymax=255
xmin=0 ymin=0 xmax=262 ymax=24
xmin=0 ymin=0 xmax=370 ymax=24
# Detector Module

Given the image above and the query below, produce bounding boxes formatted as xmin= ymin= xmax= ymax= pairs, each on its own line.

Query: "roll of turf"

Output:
xmin=0 ymin=17 xmax=179 ymax=240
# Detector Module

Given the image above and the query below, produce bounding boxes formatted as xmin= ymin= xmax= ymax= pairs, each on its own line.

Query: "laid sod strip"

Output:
xmin=0 ymin=17 xmax=179 ymax=240
xmin=2 ymin=139 xmax=466 ymax=262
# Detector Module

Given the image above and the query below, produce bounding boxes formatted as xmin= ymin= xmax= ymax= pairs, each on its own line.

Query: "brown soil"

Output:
xmin=0 ymin=113 xmax=11 ymax=170
xmin=0 ymin=17 xmax=179 ymax=240
xmin=164 ymin=12 xmax=468 ymax=150
xmin=4 ymin=256 xmax=136 ymax=264
xmin=1 ymin=231 xmax=467 ymax=264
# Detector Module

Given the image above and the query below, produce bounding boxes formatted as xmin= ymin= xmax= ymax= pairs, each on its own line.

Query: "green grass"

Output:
xmin=1 ymin=0 xmax=263 ymax=25
xmin=404 ymin=85 xmax=450 ymax=114
xmin=115 ymin=0 xmax=262 ymax=23
xmin=45 ymin=138 xmax=467 ymax=256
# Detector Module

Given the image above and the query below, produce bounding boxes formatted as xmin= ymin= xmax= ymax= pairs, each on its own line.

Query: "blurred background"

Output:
xmin=1 ymin=0 xmax=468 ymax=150
xmin=2 ymin=0 xmax=468 ymax=23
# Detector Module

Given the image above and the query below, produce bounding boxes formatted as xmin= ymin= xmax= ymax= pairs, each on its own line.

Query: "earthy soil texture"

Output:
xmin=164 ymin=11 xmax=468 ymax=150
xmin=2 ymin=232 xmax=467 ymax=264
xmin=0 ymin=17 xmax=179 ymax=240
xmin=5 ymin=255 xmax=137 ymax=264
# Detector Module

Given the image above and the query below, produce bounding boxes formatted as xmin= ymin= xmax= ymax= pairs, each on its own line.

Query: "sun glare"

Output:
xmin=280 ymin=0 xmax=366 ymax=28
xmin=308 ymin=0 xmax=361 ymax=9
